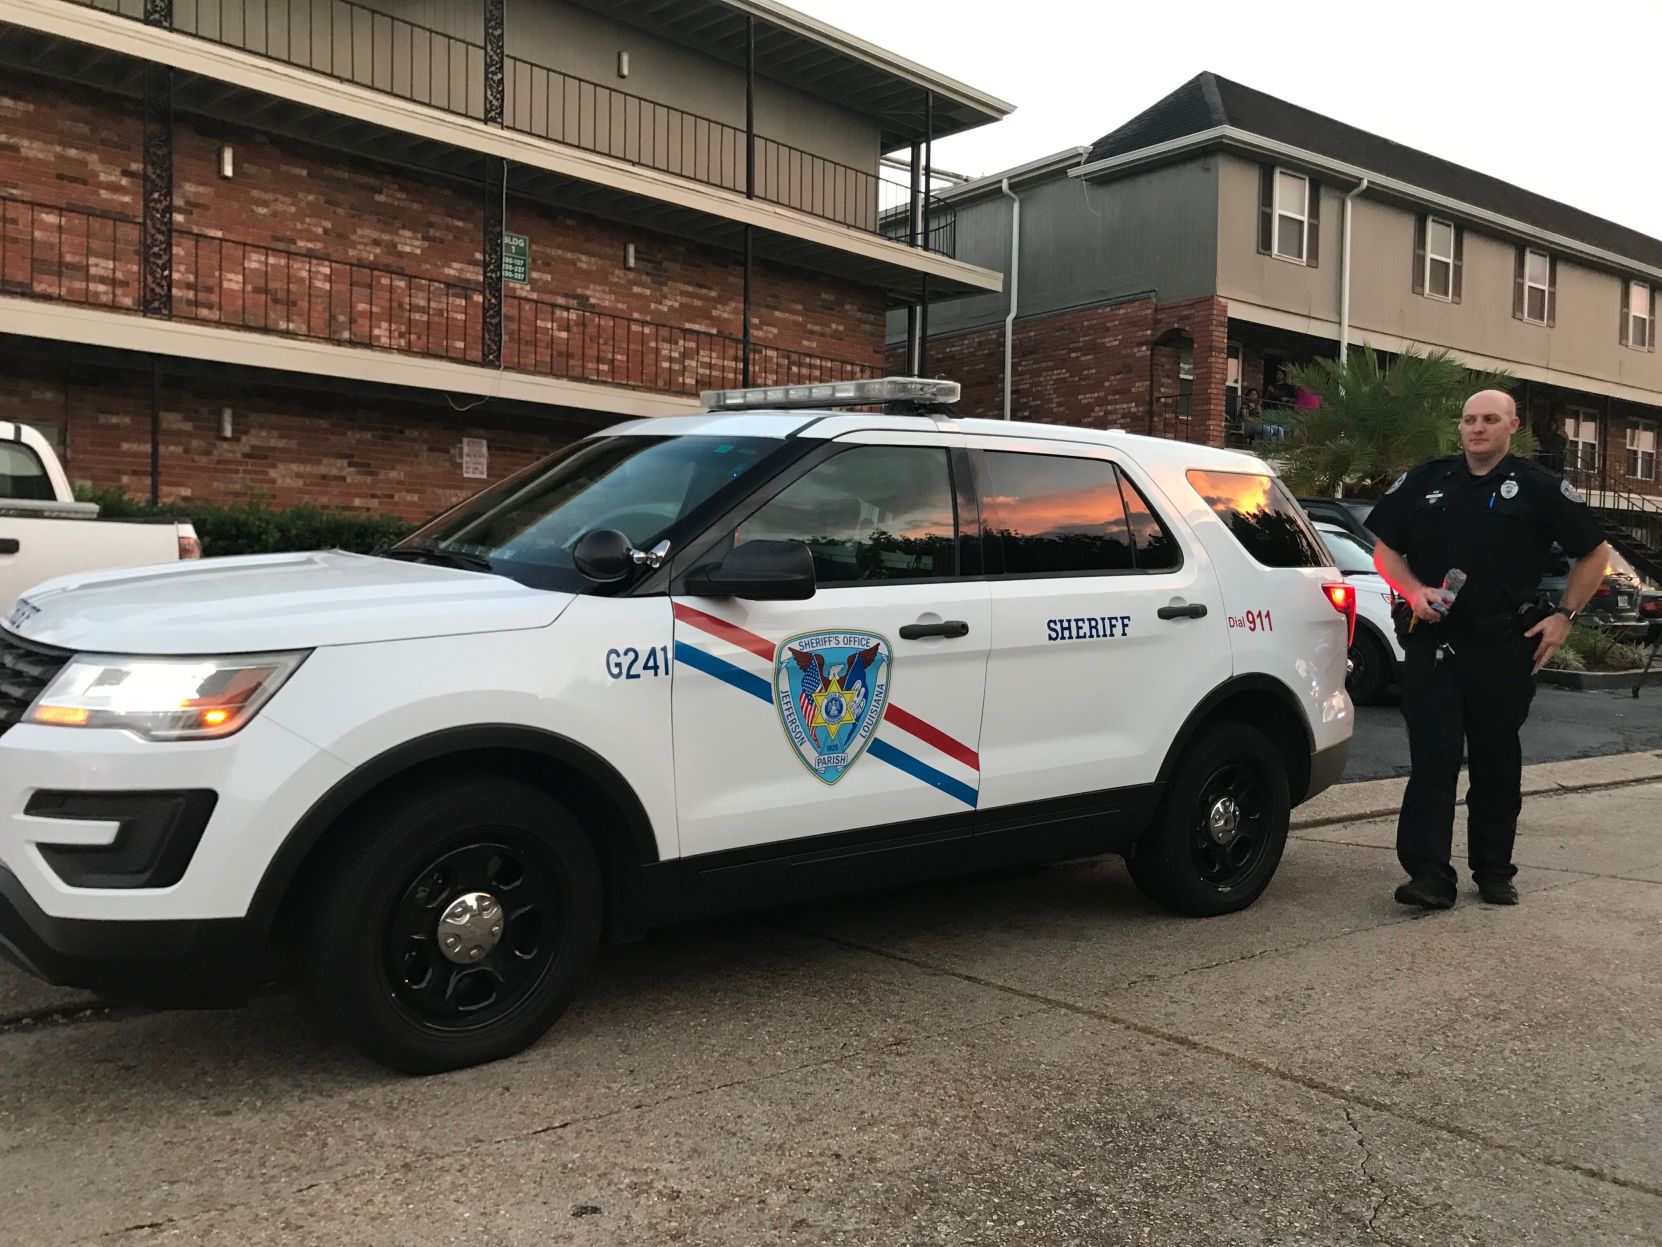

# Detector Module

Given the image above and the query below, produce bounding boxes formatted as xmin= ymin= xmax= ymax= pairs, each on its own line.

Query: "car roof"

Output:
xmin=603 ymin=412 xmax=1274 ymax=473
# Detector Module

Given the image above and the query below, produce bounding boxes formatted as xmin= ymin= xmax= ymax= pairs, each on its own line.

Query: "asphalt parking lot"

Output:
xmin=1345 ymin=683 xmax=1662 ymax=780
xmin=3 ymin=758 xmax=1660 ymax=1246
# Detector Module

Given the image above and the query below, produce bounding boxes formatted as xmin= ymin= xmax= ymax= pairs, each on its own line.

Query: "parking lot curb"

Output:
xmin=1294 ymin=750 xmax=1662 ymax=830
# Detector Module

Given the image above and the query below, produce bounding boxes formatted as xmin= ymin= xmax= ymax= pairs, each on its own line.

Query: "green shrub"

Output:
xmin=75 ymin=487 xmax=411 ymax=557
xmin=1604 ymin=643 xmax=1651 ymax=672
xmin=1546 ymin=646 xmax=1586 ymax=672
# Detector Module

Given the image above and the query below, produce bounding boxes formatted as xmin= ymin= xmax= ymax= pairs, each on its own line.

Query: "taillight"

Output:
xmin=1323 ymin=581 xmax=1356 ymax=645
xmin=178 ymin=528 xmax=202 ymax=560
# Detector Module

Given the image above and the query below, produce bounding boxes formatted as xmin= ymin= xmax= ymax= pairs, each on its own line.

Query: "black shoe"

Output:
xmin=1394 ymin=879 xmax=1456 ymax=909
xmin=1477 ymin=879 xmax=1519 ymax=905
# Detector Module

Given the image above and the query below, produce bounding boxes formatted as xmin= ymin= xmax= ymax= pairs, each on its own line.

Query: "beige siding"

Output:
xmin=1346 ymin=198 xmax=1662 ymax=392
xmin=1216 ymin=153 xmax=1341 ymax=321
xmin=1219 ymin=153 xmax=1662 ymax=396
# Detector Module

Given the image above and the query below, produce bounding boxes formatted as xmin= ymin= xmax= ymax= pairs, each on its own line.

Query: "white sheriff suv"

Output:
xmin=0 ymin=379 xmax=1353 ymax=1072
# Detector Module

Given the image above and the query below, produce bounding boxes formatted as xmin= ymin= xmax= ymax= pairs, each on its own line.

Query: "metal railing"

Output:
xmin=0 ymin=199 xmax=142 ymax=310
xmin=64 ymin=0 xmax=956 ymax=255
xmin=1 ymin=195 xmax=879 ymax=396
xmin=1537 ymin=449 xmax=1662 ymax=583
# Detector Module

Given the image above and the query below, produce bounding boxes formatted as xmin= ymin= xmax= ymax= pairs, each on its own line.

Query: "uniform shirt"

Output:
xmin=1365 ymin=454 xmax=1605 ymax=637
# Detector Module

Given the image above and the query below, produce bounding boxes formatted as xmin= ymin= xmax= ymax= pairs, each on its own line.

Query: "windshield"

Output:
xmin=395 ymin=434 xmax=783 ymax=590
xmin=1321 ymin=528 xmax=1377 ymax=576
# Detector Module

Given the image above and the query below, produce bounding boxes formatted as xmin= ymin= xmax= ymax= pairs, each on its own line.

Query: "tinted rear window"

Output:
xmin=1188 ymin=470 xmax=1330 ymax=568
xmin=0 ymin=442 xmax=53 ymax=501
xmin=982 ymin=452 xmax=1133 ymax=574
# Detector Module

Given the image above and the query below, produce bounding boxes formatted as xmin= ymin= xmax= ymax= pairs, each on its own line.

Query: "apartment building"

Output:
xmin=0 ymin=0 xmax=1008 ymax=516
xmin=904 ymin=72 xmax=1662 ymax=572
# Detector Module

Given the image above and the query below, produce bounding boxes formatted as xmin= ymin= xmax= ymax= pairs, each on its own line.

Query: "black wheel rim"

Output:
xmin=1347 ymin=641 xmax=1369 ymax=695
xmin=381 ymin=836 xmax=566 ymax=1033
xmin=1190 ymin=761 xmax=1270 ymax=890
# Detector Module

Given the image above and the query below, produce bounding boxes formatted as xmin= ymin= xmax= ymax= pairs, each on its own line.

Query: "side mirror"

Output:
xmin=686 ymin=539 xmax=816 ymax=601
xmin=572 ymin=528 xmax=634 ymax=582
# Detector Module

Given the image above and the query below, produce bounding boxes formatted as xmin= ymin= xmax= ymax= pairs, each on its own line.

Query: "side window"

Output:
xmin=982 ymin=451 xmax=1133 ymax=575
xmin=1116 ymin=472 xmax=1181 ymax=571
xmin=735 ymin=445 xmax=956 ymax=585
xmin=1187 ymin=469 xmax=1330 ymax=569
xmin=0 ymin=442 xmax=54 ymax=502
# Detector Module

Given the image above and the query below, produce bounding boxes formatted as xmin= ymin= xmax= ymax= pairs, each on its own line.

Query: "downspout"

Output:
xmin=1000 ymin=177 xmax=1021 ymax=420
xmin=1339 ymin=177 xmax=1370 ymax=364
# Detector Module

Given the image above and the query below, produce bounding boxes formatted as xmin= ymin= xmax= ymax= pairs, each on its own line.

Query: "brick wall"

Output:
xmin=897 ymin=296 xmax=1232 ymax=446
xmin=0 ymin=357 xmax=560 ymax=521
xmin=1 ymin=71 xmax=886 ymax=384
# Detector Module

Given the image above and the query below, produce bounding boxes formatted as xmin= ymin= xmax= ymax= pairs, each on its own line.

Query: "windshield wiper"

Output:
xmin=379 ymin=541 xmax=495 ymax=573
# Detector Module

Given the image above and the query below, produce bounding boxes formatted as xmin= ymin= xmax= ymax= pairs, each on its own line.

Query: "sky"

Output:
xmin=788 ymin=0 xmax=1662 ymax=241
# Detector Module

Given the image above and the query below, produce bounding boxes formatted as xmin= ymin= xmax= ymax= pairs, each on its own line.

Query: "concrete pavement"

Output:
xmin=2 ymin=766 xmax=1659 ymax=1245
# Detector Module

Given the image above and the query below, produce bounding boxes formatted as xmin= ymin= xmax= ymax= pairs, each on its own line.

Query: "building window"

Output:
xmin=1425 ymin=217 xmax=1455 ymax=300
xmin=1628 ymin=281 xmax=1653 ymax=350
xmin=1627 ymin=420 xmax=1656 ymax=482
xmin=1565 ymin=409 xmax=1600 ymax=472
xmin=1523 ymin=249 xmax=1551 ymax=323
xmin=1273 ymin=170 xmax=1308 ymax=263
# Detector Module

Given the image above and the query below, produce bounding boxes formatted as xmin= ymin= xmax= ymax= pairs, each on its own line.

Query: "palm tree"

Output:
xmin=1276 ymin=348 xmax=1530 ymax=497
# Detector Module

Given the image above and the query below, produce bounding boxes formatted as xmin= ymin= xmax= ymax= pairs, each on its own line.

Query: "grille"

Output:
xmin=0 ymin=630 xmax=70 ymax=736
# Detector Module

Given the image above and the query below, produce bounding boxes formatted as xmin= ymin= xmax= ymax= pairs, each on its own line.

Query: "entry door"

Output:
xmin=671 ymin=433 xmax=990 ymax=859
xmin=967 ymin=437 xmax=1232 ymax=811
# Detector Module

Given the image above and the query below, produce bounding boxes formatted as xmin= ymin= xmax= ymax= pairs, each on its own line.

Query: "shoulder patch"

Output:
xmin=1560 ymin=478 xmax=1585 ymax=504
xmin=1386 ymin=472 xmax=1407 ymax=495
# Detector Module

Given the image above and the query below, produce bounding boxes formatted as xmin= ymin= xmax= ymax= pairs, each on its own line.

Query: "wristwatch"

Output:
xmin=1553 ymin=606 xmax=1579 ymax=622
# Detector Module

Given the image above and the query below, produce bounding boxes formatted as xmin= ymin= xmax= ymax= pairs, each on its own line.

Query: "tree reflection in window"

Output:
xmin=1187 ymin=469 xmax=1330 ymax=569
xmin=982 ymin=453 xmax=1135 ymax=574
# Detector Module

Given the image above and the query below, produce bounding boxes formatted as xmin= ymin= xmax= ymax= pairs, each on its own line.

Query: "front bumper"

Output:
xmin=0 ymin=863 xmax=263 ymax=1001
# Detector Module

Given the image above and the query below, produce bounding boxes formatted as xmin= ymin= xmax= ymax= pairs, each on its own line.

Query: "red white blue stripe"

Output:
xmin=671 ymin=603 xmax=980 ymax=808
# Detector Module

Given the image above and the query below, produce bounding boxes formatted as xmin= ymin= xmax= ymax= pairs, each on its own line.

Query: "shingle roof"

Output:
xmin=1087 ymin=72 xmax=1662 ymax=270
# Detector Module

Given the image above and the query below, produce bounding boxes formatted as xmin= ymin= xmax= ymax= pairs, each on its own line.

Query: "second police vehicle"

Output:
xmin=0 ymin=379 xmax=1354 ymax=1072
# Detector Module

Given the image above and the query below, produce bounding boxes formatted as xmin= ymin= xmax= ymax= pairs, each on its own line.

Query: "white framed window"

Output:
xmin=1523 ymin=249 xmax=1551 ymax=323
xmin=1629 ymin=281 xmax=1653 ymax=350
xmin=1273 ymin=169 xmax=1308 ymax=263
xmin=1565 ymin=409 xmax=1601 ymax=472
xmin=1425 ymin=217 xmax=1455 ymax=300
xmin=1627 ymin=419 xmax=1656 ymax=482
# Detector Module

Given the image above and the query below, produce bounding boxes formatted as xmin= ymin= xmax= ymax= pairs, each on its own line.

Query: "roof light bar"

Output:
xmin=698 ymin=376 xmax=961 ymax=412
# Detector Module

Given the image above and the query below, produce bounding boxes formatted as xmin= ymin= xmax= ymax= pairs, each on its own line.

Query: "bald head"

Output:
xmin=1459 ymin=388 xmax=1520 ymax=469
xmin=1463 ymin=389 xmax=1517 ymax=421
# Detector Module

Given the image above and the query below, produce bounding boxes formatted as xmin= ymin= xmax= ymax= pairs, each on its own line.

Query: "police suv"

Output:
xmin=0 ymin=379 xmax=1353 ymax=1072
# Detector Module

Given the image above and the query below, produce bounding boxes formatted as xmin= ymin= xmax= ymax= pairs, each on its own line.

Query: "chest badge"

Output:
xmin=1425 ymin=490 xmax=1444 ymax=505
xmin=1500 ymin=480 xmax=1520 ymax=500
xmin=776 ymin=630 xmax=892 ymax=785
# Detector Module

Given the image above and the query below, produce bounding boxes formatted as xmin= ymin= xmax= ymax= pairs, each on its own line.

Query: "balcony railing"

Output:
xmin=65 ymin=0 xmax=957 ymax=255
xmin=1 ymin=196 xmax=879 ymax=395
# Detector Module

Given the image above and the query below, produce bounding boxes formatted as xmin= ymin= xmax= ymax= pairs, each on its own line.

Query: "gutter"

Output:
xmin=1339 ymin=177 xmax=1370 ymax=364
xmin=1001 ymin=176 xmax=1021 ymax=420
xmin=1069 ymin=126 xmax=1662 ymax=284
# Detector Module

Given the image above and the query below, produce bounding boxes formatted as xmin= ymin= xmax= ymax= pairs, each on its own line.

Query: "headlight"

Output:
xmin=29 ymin=652 xmax=308 ymax=741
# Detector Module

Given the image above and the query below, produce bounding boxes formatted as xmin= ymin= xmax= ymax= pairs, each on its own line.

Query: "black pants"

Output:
xmin=1396 ymin=630 xmax=1537 ymax=891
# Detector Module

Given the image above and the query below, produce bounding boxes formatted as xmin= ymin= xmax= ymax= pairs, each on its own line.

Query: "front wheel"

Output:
xmin=304 ymin=777 xmax=602 ymax=1074
xmin=1128 ymin=722 xmax=1291 ymax=916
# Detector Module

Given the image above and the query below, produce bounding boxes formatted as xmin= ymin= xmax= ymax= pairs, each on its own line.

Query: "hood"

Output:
xmin=6 ymin=551 xmax=575 ymax=653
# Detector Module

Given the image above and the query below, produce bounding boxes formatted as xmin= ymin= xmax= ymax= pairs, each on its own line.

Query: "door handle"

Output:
xmin=1157 ymin=603 xmax=1208 ymax=621
xmin=0 ymin=539 xmax=17 ymax=555
xmin=899 ymin=620 xmax=970 ymax=640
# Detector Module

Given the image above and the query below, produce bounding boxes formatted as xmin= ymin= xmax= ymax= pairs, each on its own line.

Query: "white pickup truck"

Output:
xmin=1 ymin=422 xmax=200 ymax=619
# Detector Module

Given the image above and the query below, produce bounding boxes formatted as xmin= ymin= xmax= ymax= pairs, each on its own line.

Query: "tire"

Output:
xmin=1347 ymin=629 xmax=1393 ymax=706
xmin=304 ymin=776 xmax=602 ymax=1074
xmin=1128 ymin=722 xmax=1291 ymax=917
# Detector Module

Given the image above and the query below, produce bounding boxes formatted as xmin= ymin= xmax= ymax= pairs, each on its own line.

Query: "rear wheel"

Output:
xmin=1347 ymin=629 xmax=1393 ymax=705
xmin=304 ymin=777 xmax=602 ymax=1074
xmin=1129 ymin=722 xmax=1291 ymax=916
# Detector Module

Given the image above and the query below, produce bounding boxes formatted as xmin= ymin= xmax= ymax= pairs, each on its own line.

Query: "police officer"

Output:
xmin=1365 ymin=390 xmax=1609 ymax=908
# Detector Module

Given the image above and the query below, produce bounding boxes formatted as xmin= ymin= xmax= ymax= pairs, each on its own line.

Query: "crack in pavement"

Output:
xmin=787 ymin=925 xmax=1662 ymax=1204
xmin=85 ymin=1001 xmax=1057 ymax=1243
xmin=0 ymin=1002 xmax=142 ymax=1035
xmin=1345 ymin=1106 xmax=1401 ymax=1247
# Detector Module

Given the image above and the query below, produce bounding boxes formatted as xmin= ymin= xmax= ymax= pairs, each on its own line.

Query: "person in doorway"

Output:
xmin=1264 ymin=367 xmax=1297 ymax=410
xmin=1365 ymin=390 xmax=1609 ymax=908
